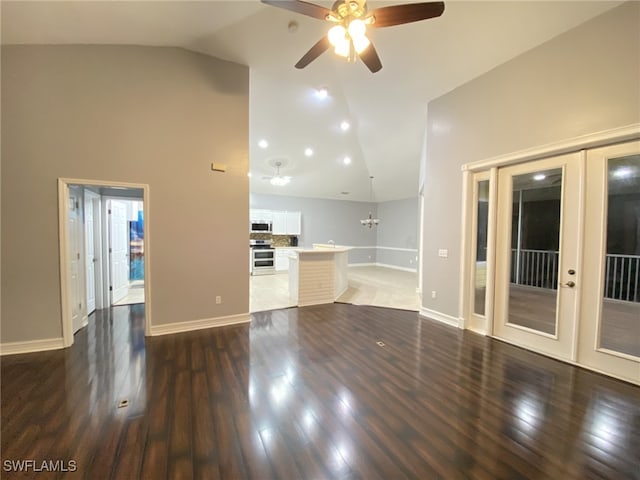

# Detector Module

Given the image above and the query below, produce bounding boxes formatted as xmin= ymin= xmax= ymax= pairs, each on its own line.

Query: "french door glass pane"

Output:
xmin=508 ymin=168 xmax=562 ymax=334
xmin=599 ymin=155 xmax=640 ymax=357
xmin=474 ymin=180 xmax=490 ymax=315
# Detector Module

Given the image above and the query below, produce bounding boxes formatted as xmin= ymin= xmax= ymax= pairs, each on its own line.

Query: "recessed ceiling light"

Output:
xmin=247 ymin=172 xmax=252 ymax=178
xmin=533 ymin=173 xmax=546 ymax=181
xmin=304 ymin=148 xmax=314 ymax=157
xmin=343 ymin=156 xmax=352 ymax=165
xmin=340 ymin=121 xmax=350 ymax=131
xmin=315 ymin=87 xmax=329 ymax=100
xmin=613 ymin=167 xmax=632 ymax=178
xmin=258 ymin=139 xmax=268 ymax=149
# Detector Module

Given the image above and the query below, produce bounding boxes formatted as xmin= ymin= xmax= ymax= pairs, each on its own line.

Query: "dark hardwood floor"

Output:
xmin=2 ymin=303 xmax=639 ymax=479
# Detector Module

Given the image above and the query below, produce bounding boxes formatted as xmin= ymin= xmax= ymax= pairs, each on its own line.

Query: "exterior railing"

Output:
xmin=511 ymin=249 xmax=559 ymax=290
xmin=605 ymin=254 xmax=640 ymax=302
xmin=511 ymin=249 xmax=640 ymax=303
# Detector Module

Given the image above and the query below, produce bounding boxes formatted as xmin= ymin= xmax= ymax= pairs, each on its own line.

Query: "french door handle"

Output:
xmin=561 ymin=281 xmax=576 ymax=288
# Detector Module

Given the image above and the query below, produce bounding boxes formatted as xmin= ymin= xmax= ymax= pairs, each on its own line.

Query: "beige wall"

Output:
xmin=422 ymin=2 xmax=640 ymax=318
xmin=1 ymin=46 xmax=249 ymax=343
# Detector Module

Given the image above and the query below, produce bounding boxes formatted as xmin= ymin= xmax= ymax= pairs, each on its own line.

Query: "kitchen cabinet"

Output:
xmin=270 ymin=210 xmax=301 ymax=235
xmin=250 ymin=209 xmax=272 ymax=223
xmin=272 ymin=211 xmax=287 ymax=234
xmin=285 ymin=211 xmax=301 ymax=235
xmin=275 ymin=248 xmax=297 ymax=272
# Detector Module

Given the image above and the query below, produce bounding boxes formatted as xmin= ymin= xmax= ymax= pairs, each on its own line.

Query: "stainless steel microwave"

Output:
xmin=250 ymin=221 xmax=272 ymax=233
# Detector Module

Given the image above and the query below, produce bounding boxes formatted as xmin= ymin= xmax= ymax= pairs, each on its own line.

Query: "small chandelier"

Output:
xmin=360 ymin=176 xmax=380 ymax=229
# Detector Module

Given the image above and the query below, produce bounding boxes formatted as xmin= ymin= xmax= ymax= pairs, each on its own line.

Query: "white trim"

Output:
xmin=150 ymin=313 xmax=250 ymax=336
xmin=419 ymin=307 xmax=462 ymax=329
xmin=462 ymin=123 xmax=640 ymax=172
xmin=58 ymin=180 xmax=72 ymax=347
xmin=348 ymin=246 xmax=418 ymax=252
xmin=348 ymin=262 xmax=377 ymax=267
xmin=458 ymin=170 xmax=472 ymax=329
xmin=375 ymin=262 xmax=417 ymax=273
xmin=348 ymin=262 xmax=417 ymax=272
xmin=375 ymin=246 xmax=418 ymax=252
xmin=1 ymin=338 xmax=65 ymax=356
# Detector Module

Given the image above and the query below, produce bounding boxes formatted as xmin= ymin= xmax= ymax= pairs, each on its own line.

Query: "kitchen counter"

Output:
xmin=289 ymin=245 xmax=352 ymax=306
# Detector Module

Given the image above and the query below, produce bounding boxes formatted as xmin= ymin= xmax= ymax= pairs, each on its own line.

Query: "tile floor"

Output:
xmin=113 ymin=280 xmax=145 ymax=306
xmin=250 ymin=265 xmax=420 ymax=313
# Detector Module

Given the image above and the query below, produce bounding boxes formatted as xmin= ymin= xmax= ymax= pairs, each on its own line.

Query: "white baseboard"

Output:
xmin=149 ymin=313 xmax=251 ymax=336
xmin=375 ymin=262 xmax=417 ymax=273
xmin=419 ymin=308 xmax=462 ymax=329
xmin=348 ymin=262 xmax=417 ymax=273
xmin=1 ymin=337 xmax=65 ymax=355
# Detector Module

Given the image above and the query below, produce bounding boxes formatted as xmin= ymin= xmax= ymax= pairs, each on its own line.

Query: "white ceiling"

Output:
xmin=1 ymin=1 xmax=621 ymax=201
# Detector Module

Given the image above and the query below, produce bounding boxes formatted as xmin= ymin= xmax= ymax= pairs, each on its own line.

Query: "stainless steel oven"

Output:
xmin=250 ymin=240 xmax=275 ymax=275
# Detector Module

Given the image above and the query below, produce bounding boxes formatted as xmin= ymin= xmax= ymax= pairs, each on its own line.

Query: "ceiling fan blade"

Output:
xmin=369 ymin=2 xmax=445 ymax=28
xmin=261 ymin=0 xmax=332 ymax=20
xmin=359 ymin=42 xmax=382 ymax=73
xmin=295 ymin=36 xmax=331 ymax=69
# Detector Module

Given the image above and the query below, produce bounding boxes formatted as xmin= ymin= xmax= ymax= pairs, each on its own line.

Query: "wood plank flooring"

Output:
xmin=2 ymin=303 xmax=639 ymax=479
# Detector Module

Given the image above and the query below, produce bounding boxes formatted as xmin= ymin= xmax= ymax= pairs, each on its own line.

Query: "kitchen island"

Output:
xmin=288 ymin=244 xmax=351 ymax=306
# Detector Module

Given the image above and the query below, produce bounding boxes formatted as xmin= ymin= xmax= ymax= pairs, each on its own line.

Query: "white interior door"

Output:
xmin=494 ymin=152 xmax=583 ymax=361
xmin=68 ymin=187 xmax=85 ymax=334
xmin=579 ymin=141 xmax=640 ymax=384
xmin=109 ymin=200 xmax=129 ymax=304
xmin=85 ymin=191 xmax=97 ymax=314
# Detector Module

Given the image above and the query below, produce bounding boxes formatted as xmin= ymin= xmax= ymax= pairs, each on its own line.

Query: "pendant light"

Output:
xmin=360 ymin=176 xmax=380 ymax=228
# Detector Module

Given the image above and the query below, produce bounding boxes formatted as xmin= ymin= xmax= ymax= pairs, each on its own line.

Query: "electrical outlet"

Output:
xmin=431 ymin=291 xmax=437 ymax=299
xmin=216 ymin=296 xmax=222 ymax=304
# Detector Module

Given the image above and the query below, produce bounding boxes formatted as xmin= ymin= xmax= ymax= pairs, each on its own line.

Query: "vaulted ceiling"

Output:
xmin=2 ymin=1 xmax=621 ymax=201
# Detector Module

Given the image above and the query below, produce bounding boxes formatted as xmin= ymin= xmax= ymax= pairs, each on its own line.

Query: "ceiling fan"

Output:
xmin=261 ymin=0 xmax=445 ymax=73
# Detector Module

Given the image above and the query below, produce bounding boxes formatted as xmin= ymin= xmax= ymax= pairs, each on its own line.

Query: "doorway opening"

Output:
xmin=58 ymin=179 xmax=151 ymax=347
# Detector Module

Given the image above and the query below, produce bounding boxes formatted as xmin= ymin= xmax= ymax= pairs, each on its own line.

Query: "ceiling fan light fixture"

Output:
xmin=270 ymin=175 xmax=291 ymax=186
xmin=328 ymin=25 xmax=346 ymax=47
xmin=348 ymin=18 xmax=367 ymax=38
xmin=334 ymin=40 xmax=351 ymax=58
xmin=352 ymin=34 xmax=370 ymax=54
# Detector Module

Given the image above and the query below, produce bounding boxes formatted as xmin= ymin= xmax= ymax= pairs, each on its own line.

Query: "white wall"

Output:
xmin=1 ymin=46 xmax=250 ymax=343
xmin=421 ymin=2 xmax=640 ymax=318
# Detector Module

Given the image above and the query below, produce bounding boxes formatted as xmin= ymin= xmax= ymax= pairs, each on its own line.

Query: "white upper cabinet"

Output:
xmin=250 ymin=209 xmax=272 ymax=222
xmin=285 ymin=211 xmax=301 ymax=235
xmin=272 ymin=211 xmax=288 ymax=234
xmin=253 ymin=209 xmax=301 ymax=235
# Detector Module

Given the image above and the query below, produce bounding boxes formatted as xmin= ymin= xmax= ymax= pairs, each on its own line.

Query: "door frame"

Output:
xmin=84 ymin=189 xmax=103 ymax=313
xmin=103 ymin=197 xmax=142 ymax=306
xmin=58 ymin=178 xmax=152 ymax=347
xmin=459 ymin=123 xmax=640 ymax=382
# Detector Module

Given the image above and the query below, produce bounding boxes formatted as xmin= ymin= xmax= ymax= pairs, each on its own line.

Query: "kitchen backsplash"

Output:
xmin=250 ymin=233 xmax=297 ymax=247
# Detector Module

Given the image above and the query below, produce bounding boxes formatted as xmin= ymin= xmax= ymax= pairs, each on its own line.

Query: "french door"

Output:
xmin=579 ymin=141 xmax=639 ymax=382
xmin=493 ymin=141 xmax=639 ymax=384
xmin=494 ymin=152 xmax=582 ymax=361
